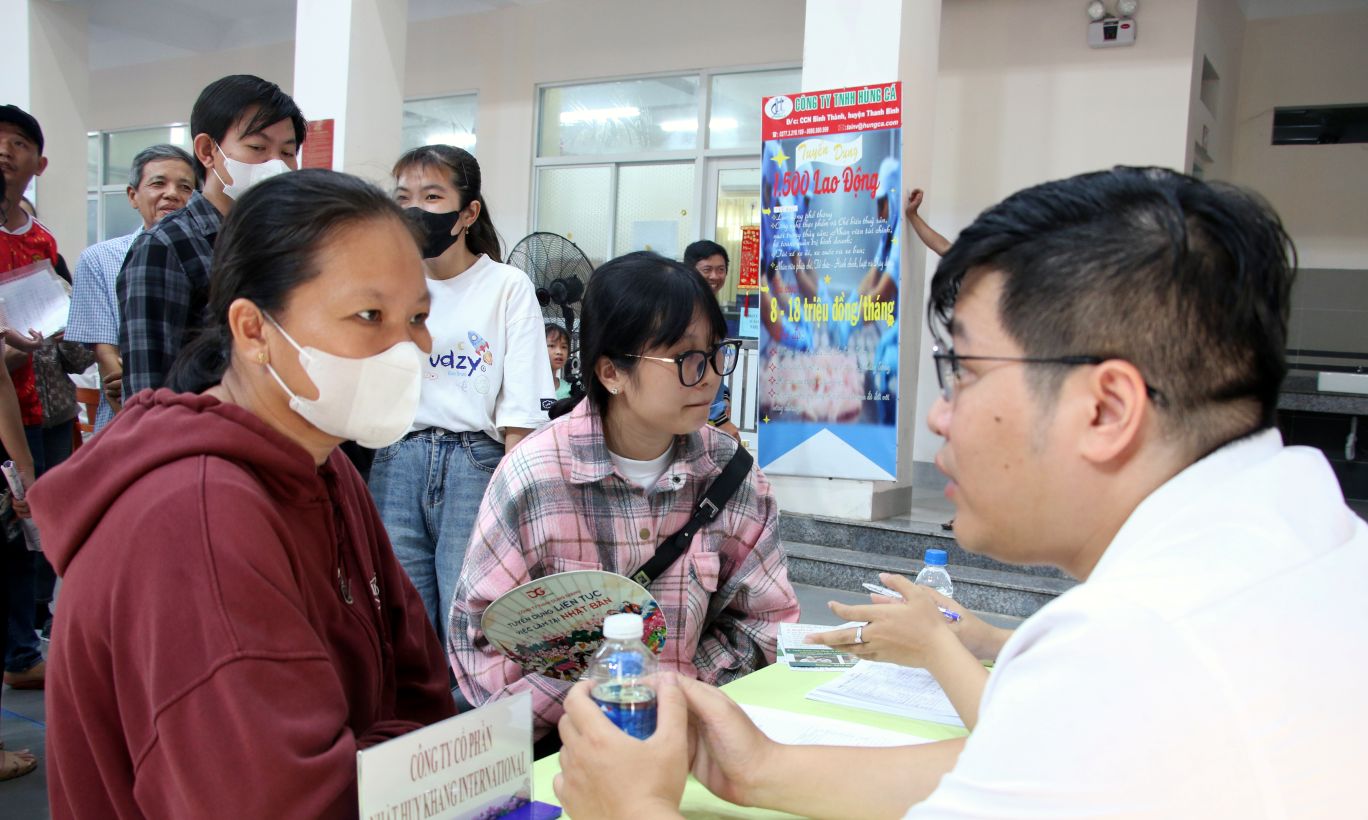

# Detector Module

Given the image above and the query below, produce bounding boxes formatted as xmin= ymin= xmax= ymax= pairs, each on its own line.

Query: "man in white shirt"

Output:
xmin=551 ymin=166 xmax=1368 ymax=819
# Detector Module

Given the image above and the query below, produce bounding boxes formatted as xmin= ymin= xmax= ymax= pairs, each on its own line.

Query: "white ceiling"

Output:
xmin=60 ymin=0 xmax=548 ymax=70
xmin=63 ymin=0 xmax=1368 ymax=71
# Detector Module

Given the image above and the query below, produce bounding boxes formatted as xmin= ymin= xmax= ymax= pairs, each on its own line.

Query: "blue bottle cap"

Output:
xmin=925 ymin=548 xmax=948 ymax=566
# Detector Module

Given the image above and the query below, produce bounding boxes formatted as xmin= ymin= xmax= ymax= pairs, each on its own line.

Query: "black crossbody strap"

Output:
xmin=630 ymin=445 xmax=754 ymax=588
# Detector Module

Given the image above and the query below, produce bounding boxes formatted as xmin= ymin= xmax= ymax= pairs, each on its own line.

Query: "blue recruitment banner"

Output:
xmin=757 ymin=82 xmax=903 ymax=481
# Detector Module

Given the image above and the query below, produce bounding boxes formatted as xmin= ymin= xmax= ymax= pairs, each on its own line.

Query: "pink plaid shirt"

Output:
xmin=449 ymin=399 xmax=799 ymax=737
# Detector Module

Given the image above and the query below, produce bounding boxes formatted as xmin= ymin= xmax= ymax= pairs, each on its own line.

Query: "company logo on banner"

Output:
xmin=757 ymin=82 xmax=903 ymax=481
xmin=765 ymin=96 xmax=794 ymax=119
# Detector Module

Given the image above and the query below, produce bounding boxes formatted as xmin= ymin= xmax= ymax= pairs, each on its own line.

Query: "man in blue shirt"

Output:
xmin=684 ymin=240 xmax=741 ymax=441
xmin=67 ymin=144 xmax=196 ymax=430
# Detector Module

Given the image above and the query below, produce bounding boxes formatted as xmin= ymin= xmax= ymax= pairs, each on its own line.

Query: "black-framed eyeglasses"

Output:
xmin=931 ymin=344 xmax=1166 ymax=405
xmin=625 ymin=339 xmax=743 ymax=388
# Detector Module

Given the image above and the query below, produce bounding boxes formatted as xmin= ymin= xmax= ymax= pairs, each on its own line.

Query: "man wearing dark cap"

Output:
xmin=0 ymin=103 xmax=48 ymax=704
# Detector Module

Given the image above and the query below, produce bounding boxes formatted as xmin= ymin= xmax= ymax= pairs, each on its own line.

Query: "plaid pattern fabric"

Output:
xmin=68 ymin=231 xmax=138 ymax=430
xmin=117 ymin=192 xmax=220 ymax=397
xmin=449 ymin=399 xmax=799 ymax=737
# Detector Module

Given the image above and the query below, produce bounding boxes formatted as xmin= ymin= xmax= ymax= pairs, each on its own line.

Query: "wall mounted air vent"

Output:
xmin=1272 ymin=105 xmax=1368 ymax=145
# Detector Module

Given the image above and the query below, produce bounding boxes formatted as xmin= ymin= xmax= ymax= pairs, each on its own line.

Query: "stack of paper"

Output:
xmin=778 ymin=622 xmax=862 ymax=670
xmin=0 ymin=260 xmax=70 ymax=337
xmin=740 ymin=704 xmax=932 ymax=748
xmin=806 ymin=661 xmax=965 ymax=727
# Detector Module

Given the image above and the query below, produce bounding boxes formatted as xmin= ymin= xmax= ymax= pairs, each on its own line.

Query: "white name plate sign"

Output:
xmin=358 ymin=691 xmax=533 ymax=820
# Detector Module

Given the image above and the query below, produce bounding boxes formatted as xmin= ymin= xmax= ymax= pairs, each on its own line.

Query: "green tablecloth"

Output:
xmin=531 ymin=662 xmax=968 ymax=818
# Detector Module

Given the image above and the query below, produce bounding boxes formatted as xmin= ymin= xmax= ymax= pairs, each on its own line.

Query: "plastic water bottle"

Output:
xmin=587 ymin=613 xmax=658 ymax=739
xmin=914 ymin=548 xmax=954 ymax=599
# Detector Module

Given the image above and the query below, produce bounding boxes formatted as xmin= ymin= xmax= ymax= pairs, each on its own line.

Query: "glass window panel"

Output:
xmin=101 ymin=190 xmax=141 ymax=241
xmin=708 ymin=69 xmax=802 ymax=151
xmin=86 ymin=197 xmax=98 ymax=247
xmin=87 ymin=134 xmax=100 ymax=189
xmin=535 ymin=166 xmax=613 ymax=267
xmin=613 ymin=163 xmax=695 ymax=260
xmin=539 ymin=76 xmax=700 ymax=158
xmin=403 ymin=94 xmax=478 ymax=154
xmin=712 ymin=166 xmax=761 ymax=306
xmin=104 ymin=126 xmax=190 ymax=187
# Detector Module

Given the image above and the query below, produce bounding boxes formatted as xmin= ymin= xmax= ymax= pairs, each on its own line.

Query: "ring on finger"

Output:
xmin=854 ymin=624 xmax=865 ymax=644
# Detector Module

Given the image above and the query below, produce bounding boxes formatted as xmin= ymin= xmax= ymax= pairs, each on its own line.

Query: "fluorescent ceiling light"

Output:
xmin=559 ymin=106 xmax=641 ymax=125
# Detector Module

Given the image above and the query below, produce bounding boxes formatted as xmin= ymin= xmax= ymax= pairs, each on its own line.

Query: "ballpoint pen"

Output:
xmin=862 ymin=581 xmax=961 ymax=622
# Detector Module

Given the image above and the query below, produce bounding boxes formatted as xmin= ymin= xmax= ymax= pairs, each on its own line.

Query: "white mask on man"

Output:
xmin=262 ymin=312 xmax=423 ymax=449
xmin=214 ymin=144 xmax=291 ymax=200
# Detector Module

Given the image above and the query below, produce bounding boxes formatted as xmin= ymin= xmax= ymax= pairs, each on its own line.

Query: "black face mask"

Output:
xmin=405 ymin=207 xmax=466 ymax=259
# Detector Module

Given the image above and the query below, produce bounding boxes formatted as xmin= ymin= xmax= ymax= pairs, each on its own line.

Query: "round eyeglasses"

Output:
xmin=624 ymin=339 xmax=743 ymax=388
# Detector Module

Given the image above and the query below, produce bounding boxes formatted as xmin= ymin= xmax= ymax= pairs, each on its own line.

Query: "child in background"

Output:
xmin=545 ymin=322 xmax=572 ymax=400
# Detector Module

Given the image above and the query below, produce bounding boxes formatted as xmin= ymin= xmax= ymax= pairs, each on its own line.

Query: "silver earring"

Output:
xmin=610 ymin=387 xmax=620 ymax=395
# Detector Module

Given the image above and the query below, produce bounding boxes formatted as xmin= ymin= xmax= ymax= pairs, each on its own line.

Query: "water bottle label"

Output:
xmin=591 ymin=683 xmax=657 ymax=740
xmin=605 ymin=651 xmax=644 ymax=677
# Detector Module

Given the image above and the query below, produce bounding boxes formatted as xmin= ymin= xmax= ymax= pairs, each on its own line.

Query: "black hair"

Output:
xmin=544 ymin=322 xmax=570 ymax=346
xmin=189 ymin=74 xmax=307 ymax=185
xmin=392 ymin=145 xmax=503 ymax=262
xmin=684 ymin=240 xmax=729 ymax=270
xmin=929 ymin=166 xmax=1296 ymax=454
xmin=169 ymin=169 xmax=421 ymax=393
xmin=128 ymin=144 xmax=198 ymax=190
xmin=576 ymin=251 xmax=728 ymax=413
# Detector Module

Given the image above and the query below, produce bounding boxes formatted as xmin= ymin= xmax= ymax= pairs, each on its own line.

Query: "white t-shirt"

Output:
xmin=413 ymin=254 xmax=554 ymax=441
xmin=609 ymin=446 xmax=674 ymax=490
xmin=908 ymin=429 xmax=1368 ymax=819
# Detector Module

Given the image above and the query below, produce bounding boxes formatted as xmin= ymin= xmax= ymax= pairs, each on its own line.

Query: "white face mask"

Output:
xmin=214 ymin=144 xmax=290 ymax=200
xmin=263 ymin=313 xmax=423 ymax=449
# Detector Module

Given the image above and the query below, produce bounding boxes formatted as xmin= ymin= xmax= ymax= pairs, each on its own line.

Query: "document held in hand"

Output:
xmin=2 ymin=460 xmax=40 ymax=552
xmin=0 ymin=259 xmax=71 ymax=338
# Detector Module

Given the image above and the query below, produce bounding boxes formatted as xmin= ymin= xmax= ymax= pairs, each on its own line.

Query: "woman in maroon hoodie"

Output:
xmin=31 ymin=169 xmax=456 ymax=818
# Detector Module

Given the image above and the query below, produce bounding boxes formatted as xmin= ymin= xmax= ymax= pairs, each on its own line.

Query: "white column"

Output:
xmin=0 ymin=0 xmax=89 ymax=258
xmin=766 ymin=0 xmax=941 ymax=521
xmin=292 ymin=0 xmax=408 ymax=183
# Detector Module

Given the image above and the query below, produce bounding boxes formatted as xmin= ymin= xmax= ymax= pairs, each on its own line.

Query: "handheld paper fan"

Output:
xmin=480 ymin=570 xmax=667 ymax=682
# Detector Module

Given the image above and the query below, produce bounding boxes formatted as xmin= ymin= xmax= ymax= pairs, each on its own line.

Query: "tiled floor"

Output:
xmin=1 ymin=682 xmax=48 ymax=819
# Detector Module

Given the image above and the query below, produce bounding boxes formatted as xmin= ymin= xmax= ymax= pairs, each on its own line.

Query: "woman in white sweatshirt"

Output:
xmin=370 ymin=145 xmax=554 ymax=651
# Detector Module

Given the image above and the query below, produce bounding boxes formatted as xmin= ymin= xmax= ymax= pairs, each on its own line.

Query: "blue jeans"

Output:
xmin=26 ymin=420 xmax=74 ymax=620
xmin=4 ymin=533 xmax=41 ymax=673
xmin=369 ymin=430 xmax=503 ymax=651
xmin=4 ymin=421 xmax=73 ymax=671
